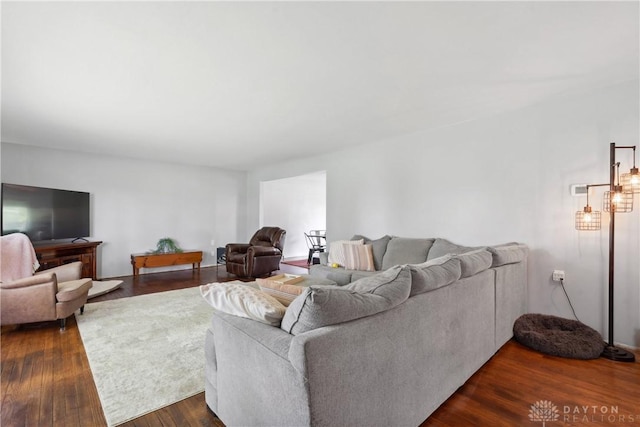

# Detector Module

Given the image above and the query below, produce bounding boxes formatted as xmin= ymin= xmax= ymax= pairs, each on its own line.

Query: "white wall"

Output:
xmin=1 ymin=143 xmax=247 ymax=278
xmin=260 ymin=171 xmax=326 ymax=259
xmin=247 ymin=80 xmax=640 ymax=348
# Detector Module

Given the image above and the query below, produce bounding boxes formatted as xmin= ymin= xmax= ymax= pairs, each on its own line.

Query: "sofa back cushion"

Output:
xmin=455 ymin=249 xmax=493 ymax=278
xmin=351 ymin=235 xmax=391 ymax=270
xmin=381 ymin=238 xmax=435 ymax=270
xmin=488 ymin=243 xmax=528 ymax=267
xmin=281 ymin=265 xmax=411 ymax=335
xmin=407 ymin=254 xmax=462 ymax=296
xmin=427 ymin=238 xmax=475 ymax=260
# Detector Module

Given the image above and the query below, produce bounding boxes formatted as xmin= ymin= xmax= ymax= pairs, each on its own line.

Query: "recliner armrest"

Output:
xmin=226 ymin=243 xmax=251 ymax=254
xmin=249 ymin=246 xmax=282 ymax=257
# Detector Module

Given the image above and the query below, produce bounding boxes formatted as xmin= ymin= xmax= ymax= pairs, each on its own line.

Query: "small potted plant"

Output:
xmin=150 ymin=237 xmax=183 ymax=254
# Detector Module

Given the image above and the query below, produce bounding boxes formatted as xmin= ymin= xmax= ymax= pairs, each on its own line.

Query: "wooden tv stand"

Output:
xmin=33 ymin=240 xmax=102 ymax=280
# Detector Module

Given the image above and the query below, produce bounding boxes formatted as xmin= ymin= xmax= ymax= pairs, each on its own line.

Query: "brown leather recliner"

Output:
xmin=225 ymin=227 xmax=286 ymax=278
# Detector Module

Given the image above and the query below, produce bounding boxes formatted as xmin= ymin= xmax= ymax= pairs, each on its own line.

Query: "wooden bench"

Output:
xmin=130 ymin=251 xmax=203 ymax=276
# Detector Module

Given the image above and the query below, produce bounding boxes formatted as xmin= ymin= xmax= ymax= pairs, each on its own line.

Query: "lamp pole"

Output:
xmin=601 ymin=142 xmax=635 ymax=362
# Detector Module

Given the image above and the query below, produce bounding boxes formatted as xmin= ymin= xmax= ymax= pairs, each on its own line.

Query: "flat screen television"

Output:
xmin=1 ymin=183 xmax=90 ymax=242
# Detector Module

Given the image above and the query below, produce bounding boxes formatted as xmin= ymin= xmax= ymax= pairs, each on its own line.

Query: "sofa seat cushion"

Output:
xmin=281 ymin=265 xmax=411 ymax=335
xmin=407 ymin=255 xmax=462 ymax=296
xmin=381 ymin=238 xmax=435 ymax=270
xmin=308 ymin=264 xmax=354 ymax=286
xmin=350 ymin=270 xmax=380 ymax=282
xmin=455 ymin=249 xmax=493 ymax=278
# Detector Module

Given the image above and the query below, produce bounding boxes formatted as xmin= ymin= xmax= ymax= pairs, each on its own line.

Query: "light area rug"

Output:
xmin=76 ymin=287 xmax=213 ymax=426
xmin=88 ymin=280 xmax=123 ymax=299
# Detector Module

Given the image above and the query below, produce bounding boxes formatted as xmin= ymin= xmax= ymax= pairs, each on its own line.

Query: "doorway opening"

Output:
xmin=259 ymin=171 xmax=326 ymax=262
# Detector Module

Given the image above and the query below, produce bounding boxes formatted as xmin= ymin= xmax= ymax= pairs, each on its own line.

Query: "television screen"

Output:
xmin=1 ymin=183 xmax=90 ymax=242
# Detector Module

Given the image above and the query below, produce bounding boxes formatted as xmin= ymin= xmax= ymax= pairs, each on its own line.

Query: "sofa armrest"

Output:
xmin=35 ymin=261 xmax=82 ymax=282
xmin=208 ymin=311 xmax=308 ymax=426
xmin=211 ymin=311 xmax=293 ymax=360
xmin=248 ymin=246 xmax=282 ymax=257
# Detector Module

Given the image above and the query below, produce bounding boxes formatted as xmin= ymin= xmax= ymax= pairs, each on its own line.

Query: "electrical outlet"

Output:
xmin=552 ymin=270 xmax=565 ymax=282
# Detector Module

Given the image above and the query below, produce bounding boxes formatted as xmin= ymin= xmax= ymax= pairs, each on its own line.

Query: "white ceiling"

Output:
xmin=2 ymin=1 xmax=638 ymax=171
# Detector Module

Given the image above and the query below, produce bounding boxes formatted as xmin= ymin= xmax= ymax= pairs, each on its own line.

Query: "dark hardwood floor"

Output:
xmin=2 ymin=264 xmax=639 ymax=427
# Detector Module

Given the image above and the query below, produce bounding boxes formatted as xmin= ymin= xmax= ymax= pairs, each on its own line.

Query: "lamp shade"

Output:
xmin=575 ymin=207 xmax=601 ymax=230
xmin=603 ymin=190 xmax=633 ymax=213
xmin=620 ymin=167 xmax=640 ymax=193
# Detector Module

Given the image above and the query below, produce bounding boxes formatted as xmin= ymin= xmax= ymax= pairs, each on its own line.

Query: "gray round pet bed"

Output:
xmin=513 ymin=314 xmax=605 ymax=359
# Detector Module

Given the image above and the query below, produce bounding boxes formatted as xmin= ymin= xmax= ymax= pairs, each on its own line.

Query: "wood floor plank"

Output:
xmin=2 ymin=264 xmax=639 ymax=426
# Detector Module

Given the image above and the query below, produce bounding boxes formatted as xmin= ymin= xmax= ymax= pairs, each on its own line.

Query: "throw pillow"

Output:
xmin=256 ymin=278 xmax=305 ymax=306
xmin=455 ymin=249 xmax=493 ymax=278
xmin=200 ymin=282 xmax=286 ymax=326
xmin=407 ymin=254 xmax=462 ymax=296
xmin=327 ymin=239 xmax=364 ymax=267
xmin=343 ymin=243 xmax=375 ymax=272
xmin=351 ymin=235 xmax=391 ymax=270
xmin=281 ymin=265 xmax=411 ymax=335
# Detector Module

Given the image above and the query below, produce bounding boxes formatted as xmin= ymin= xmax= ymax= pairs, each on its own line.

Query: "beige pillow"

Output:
xmin=327 ymin=239 xmax=364 ymax=267
xmin=200 ymin=282 xmax=286 ymax=326
xmin=256 ymin=278 xmax=305 ymax=306
xmin=343 ymin=243 xmax=375 ymax=271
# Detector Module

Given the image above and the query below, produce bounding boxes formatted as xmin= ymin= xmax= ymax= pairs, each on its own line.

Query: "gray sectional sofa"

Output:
xmin=204 ymin=236 xmax=528 ymax=426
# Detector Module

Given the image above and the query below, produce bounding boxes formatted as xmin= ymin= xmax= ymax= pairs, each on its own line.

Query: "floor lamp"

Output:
xmin=575 ymin=142 xmax=638 ymax=362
